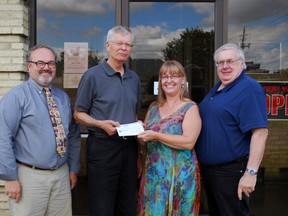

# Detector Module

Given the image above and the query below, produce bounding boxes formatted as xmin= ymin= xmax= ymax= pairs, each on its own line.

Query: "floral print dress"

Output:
xmin=138 ymin=102 xmax=200 ymax=216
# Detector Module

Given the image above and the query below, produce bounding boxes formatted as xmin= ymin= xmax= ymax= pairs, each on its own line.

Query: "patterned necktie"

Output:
xmin=44 ymin=87 xmax=67 ymax=157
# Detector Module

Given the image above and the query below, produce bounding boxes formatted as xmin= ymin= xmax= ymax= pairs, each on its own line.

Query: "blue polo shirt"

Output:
xmin=75 ymin=59 xmax=141 ymax=135
xmin=195 ymin=71 xmax=268 ymax=165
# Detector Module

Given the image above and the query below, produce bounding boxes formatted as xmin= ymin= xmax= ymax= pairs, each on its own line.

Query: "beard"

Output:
xmin=38 ymin=74 xmax=53 ymax=86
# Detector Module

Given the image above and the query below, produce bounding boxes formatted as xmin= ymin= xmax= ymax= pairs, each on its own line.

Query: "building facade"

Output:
xmin=1 ymin=0 xmax=288 ymax=215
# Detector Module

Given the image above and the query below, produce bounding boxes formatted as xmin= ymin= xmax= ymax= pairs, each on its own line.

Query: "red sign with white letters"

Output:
xmin=260 ymin=82 xmax=288 ymax=120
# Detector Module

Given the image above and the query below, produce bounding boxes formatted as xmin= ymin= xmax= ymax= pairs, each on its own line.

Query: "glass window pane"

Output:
xmin=37 ymin=0 xmax=116 ymax=105
xmin=129 ymin=2 xmax=215 ymax=120
xmin=228 ymin=1 xmax=288 ymax=80
xmin=228 ymin=3 xmax=288 ymax=214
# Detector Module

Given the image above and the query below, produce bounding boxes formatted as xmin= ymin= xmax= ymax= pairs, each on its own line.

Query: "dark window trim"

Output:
xmin=118 ymin=0 xmax=228 ymax=84
xmin=26 ymin=0 xmax=37 ymax=47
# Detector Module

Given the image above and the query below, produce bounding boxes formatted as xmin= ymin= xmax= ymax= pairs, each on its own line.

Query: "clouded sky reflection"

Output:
xmin=37 ymin=0 xmax=288 ymax=73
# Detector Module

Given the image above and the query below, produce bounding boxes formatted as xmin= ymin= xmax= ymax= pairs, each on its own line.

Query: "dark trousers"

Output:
xmin=201 ymin=157 xmax=249 ymax=216
xmin=86 ymin=135 xmax=138 ymax=216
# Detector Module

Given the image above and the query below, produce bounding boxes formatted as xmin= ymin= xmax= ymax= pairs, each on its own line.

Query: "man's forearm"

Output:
xmin=247 ymin=128 xmax=268 ymax=171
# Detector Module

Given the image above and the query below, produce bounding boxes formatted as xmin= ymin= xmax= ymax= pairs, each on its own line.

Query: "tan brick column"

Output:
xmin=0 ymin=181 xmax=10 ymax=216
xmin=0 ymin=0 xmax=29 ymax=99
xmin=0 ymin=0 xmax=29 ymax=214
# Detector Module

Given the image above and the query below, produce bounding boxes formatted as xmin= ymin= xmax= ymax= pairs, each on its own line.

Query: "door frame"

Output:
xmin=116 ymin=0 xmax=228 ymax=84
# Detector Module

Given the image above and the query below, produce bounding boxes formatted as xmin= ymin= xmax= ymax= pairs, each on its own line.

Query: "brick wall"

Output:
xmin=0 ymin=0 xmax=28 ymax=214
xmin=0 ymin=0 xmax=28 ymax=99
xmin=0 ymin=181 xmax=9 ymax=216
xmin=262 ymin=121 xmax=288 ymax=178
xmin=248 ymin=73 xmax=288 ymax=179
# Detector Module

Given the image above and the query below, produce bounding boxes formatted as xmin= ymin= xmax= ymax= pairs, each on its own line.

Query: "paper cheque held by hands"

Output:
xmin=116 ymin=121 xmax=144 ymax=136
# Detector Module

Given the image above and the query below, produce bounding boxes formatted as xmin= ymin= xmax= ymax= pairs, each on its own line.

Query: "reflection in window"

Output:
xmin=228 ymin=0 xmax=288 ymax=81
xmin=36 ymin=0 xmax=116 ymax=104
xmin=227 ymin=1 xmax=288 ymax=195
xmin=129 ymin=2 xmax=215 ymax=119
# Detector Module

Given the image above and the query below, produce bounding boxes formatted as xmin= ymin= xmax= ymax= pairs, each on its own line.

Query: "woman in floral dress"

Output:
xmin=137 ymin=60 xmax=202 ymax=216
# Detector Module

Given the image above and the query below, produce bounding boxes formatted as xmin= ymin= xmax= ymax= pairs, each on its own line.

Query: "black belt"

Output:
xmin=119 ymin=136 xmax=137 ymax=140
xmin=16 ymin=160 xmax=60 ymax=171
xmin=88 ymin=131 xmax=137 ymax=140
xmin=201 ymin=156 xmax=248 ymax=168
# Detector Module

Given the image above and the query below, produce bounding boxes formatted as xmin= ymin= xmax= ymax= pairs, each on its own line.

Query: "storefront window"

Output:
xmin=227 ymin=0 xmax=288 ymax=82
xmin=228 ymin=0 xmax=288 ymax=121
xmin=129 ymin=1 xmax=215 ymax=119
xmin=37 ymin=0 xmax=116 ymax=104
xmin=37 ymin=0 xmax=216 ymax=121
xmin=227 ymin=0 xmax=288 ymax=183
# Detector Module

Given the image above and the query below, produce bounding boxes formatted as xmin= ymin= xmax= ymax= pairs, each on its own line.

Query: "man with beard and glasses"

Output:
xmin=0 ymin=44 xmax=81 ymax=216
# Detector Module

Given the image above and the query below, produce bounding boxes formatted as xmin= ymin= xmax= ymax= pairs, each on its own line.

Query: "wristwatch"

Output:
xmin=246 ymin=168 xmax=258 ymax=175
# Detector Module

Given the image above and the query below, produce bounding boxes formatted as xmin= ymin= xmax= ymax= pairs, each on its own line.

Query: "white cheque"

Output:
xmin=116 ymin=121 xmax=144 ymax=136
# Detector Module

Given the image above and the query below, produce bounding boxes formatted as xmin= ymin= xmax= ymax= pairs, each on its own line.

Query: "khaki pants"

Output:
xmin=9 ymin=163 xmax=72 ymax=216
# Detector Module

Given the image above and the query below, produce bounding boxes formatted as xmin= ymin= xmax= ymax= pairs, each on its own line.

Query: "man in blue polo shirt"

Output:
xmin=74 ymin=26 xmax=141 ymax=216
xmin=196 ymin=43 xmax=268 ymax=216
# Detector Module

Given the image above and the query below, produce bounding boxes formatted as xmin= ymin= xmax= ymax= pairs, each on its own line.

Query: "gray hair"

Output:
xmin=26 ymin=44 xmax=57 ymax=62
xmin=106 ymin=26 xmax=134 ymax=42
xmin=214 ymin=43 xmax=247 ymax=69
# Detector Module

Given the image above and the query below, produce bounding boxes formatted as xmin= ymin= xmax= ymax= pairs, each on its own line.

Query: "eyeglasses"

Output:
xmin=161 ymin=75 xmax=182 ymax=81
xmin=109 ymin=41 xmax=133 ymax=48
xmin=28 ymin=61 xmax=56 ymax=69
xmin=215 ymin=58 xmax=241 ymax=67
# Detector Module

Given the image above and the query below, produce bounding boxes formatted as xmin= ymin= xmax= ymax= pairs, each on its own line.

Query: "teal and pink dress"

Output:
xmin=138 ymin=101 xmax=200 ymax=216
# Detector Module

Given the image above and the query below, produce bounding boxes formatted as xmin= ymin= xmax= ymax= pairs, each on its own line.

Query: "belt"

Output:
xmin=16 ymin=160 xmax=60 ymax=171
xmin=88 ymin=131 xmax=137 ymax=140
xmin=201 ymin=156 xmax=249 ymax=168
xmin=120 ymin=136 xmax=137 ymax=140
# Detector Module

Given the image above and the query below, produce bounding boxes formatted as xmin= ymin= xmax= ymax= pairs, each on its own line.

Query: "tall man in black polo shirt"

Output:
xmin=74 ymin=26 xmax=141 ymax=216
